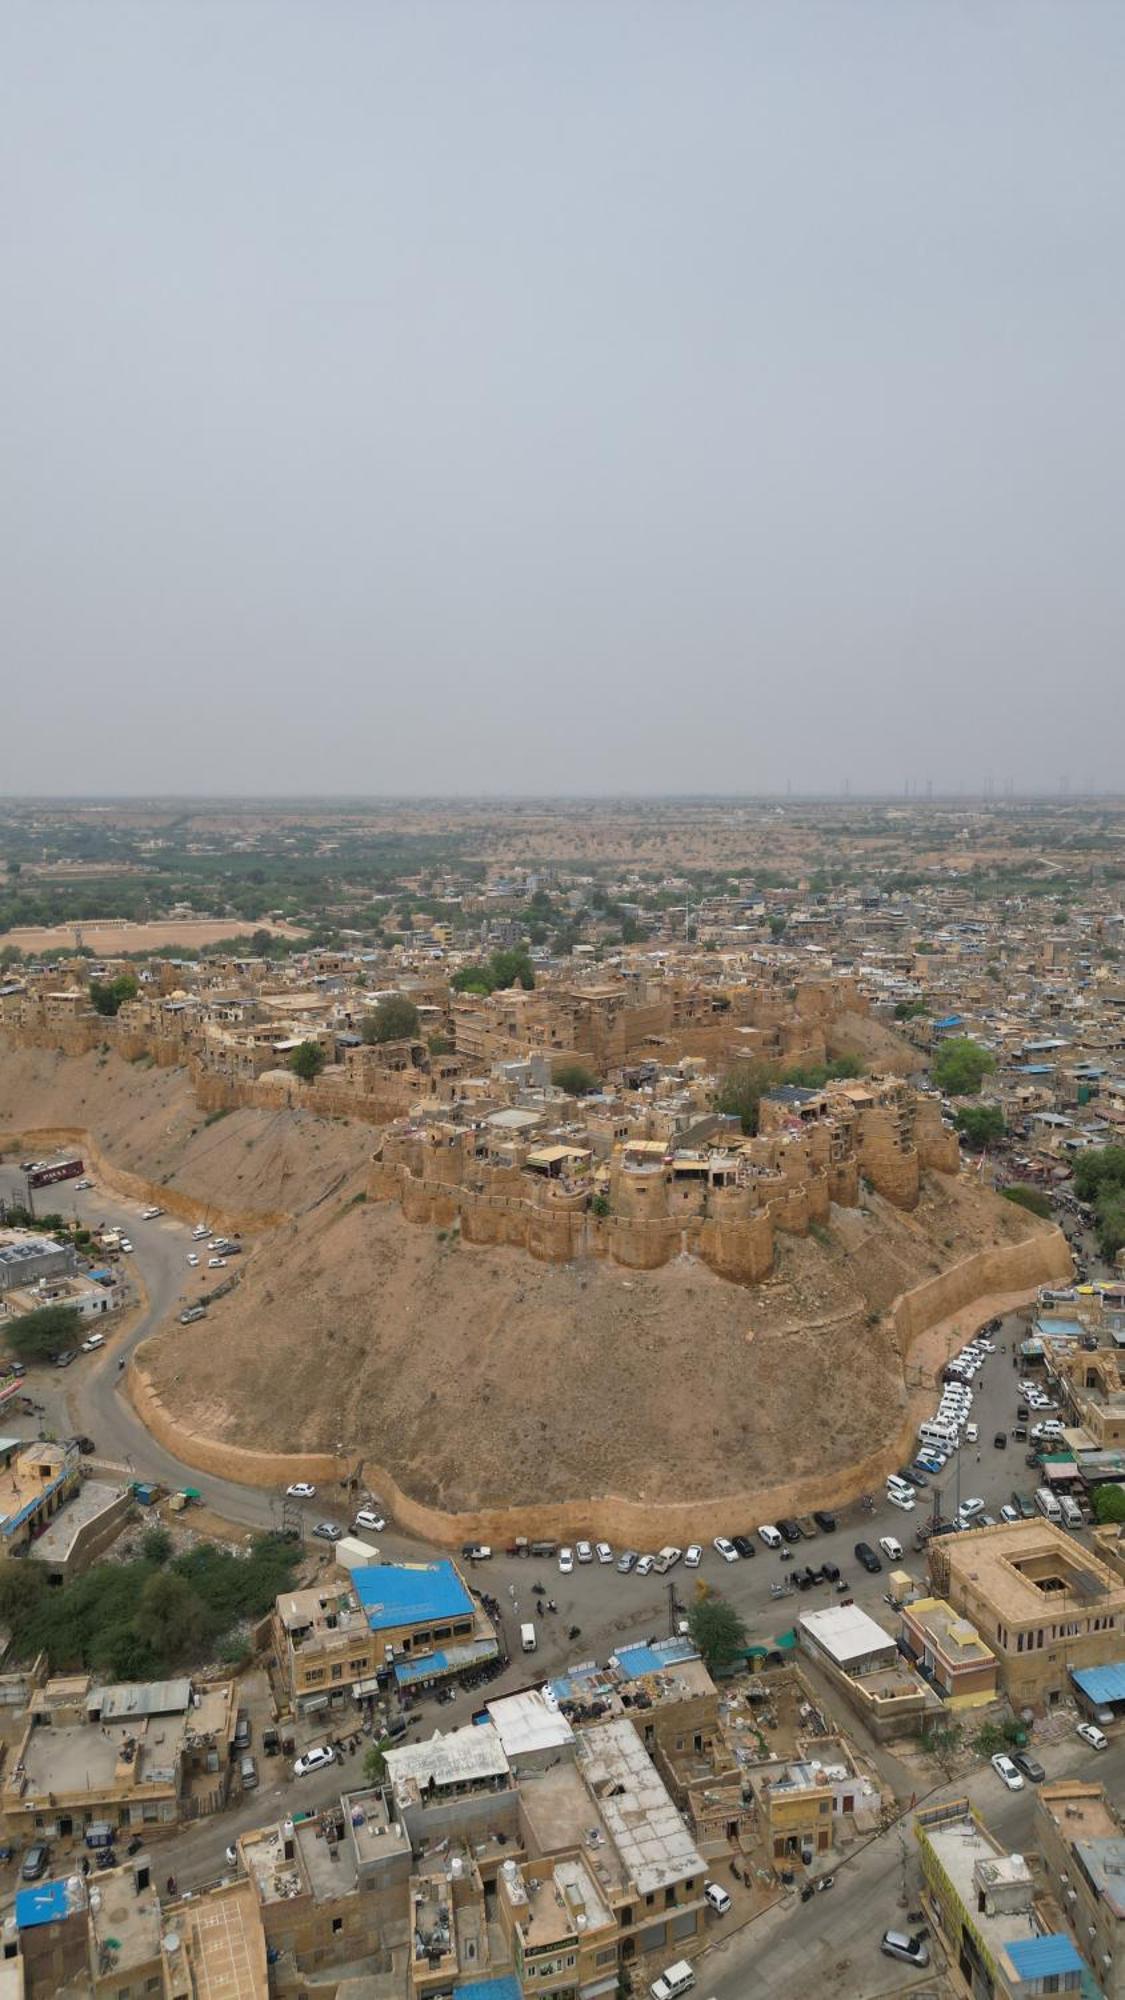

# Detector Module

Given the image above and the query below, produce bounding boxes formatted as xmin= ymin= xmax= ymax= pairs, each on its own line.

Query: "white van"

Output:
xmin=520 ymin=1623 xmax=537 ymax=1654
xmin=1060 ymin=1494 xmax=1084 ymax=1529
xmin=758 ymin=1525 xmax=783 ymax=1549
xmin=650 ymin=1962 xmax=695 ymax=2000
xmin=1036 ymin=1487 xmax=1063 ymax=1523
xmin=919 ymin=1422 xmax=959 ymax=1449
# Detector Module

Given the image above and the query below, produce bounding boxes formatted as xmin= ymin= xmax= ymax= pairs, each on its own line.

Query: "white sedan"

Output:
xmin=595 ymin=1542 xmax=613 ymax=1564
xmin=713 ymin=1537 xmax=738 ymax=1563
xmin=207 ymin=1256 xmax=227 ymax=1269
xmin=991 ymin=1753 xmax=1024 ymax=1791
xmin=684 ymin=1545 xmax=702 ymax=1568
xmin=286 ymin=1482 xmax=316 ymax=1500
xmin=558 ymin=1547 xmax=574 ymax=1574
xmin=575 ymin=1541 xmax=593 ymax=1564
xmin=1077 ymin=1722 xmax=1108 ymax=1751
xmin=186 ymin=1253 xmax=200 ymax=1267
xmin=293 ymin=1745 xmax=336 ymax=1777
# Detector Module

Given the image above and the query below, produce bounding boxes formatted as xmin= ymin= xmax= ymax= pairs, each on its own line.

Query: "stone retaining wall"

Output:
xmin=0 ymin=1124 xmax=288 ymax=1235
xmin=127 ymin=1223 xmax=1070 ymax=1545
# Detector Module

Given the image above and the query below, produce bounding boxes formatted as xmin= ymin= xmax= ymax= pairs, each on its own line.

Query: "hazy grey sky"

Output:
xmin=3 ymin=2 xmax=1123 ymax=797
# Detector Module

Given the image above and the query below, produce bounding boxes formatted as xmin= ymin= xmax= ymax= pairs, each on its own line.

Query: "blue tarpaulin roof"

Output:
xmin=454 ymin=1979 xmax=521 ymax=2000
xmin=1003 ymin=1935 xmax=1084 ymax=1979
xmin=1071 ymin=1662 xmax=1125 ymax=1705
xmin=613 ymin=1636 xmax=700 ymax=1680
xmin=16 ymin=1879 xmax=73 ymax=1929
xmin=353 ymin=1560 xmax=472 ymax=1634
xmin=393 ymin=1637 xmax=498 ymax=1686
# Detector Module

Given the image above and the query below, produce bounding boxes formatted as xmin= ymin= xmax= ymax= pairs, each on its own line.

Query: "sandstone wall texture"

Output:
xmin=127 ymin=1223 xmax=1070 ymax=1545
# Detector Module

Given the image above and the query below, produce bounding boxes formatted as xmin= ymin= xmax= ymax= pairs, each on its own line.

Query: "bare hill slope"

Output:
xmin=144 ymin=1167 xmax=1041 ymax=1510
xmin=0 ymin=1043 xmax=370 ymax=1217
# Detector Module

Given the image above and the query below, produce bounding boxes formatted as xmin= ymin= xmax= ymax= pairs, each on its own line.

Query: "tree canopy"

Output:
xmin=552 ymin=1062 xmax=598 ymax=1097
xmin=450 ymin=949 xmax=535 ymax=995
xmin=955 ymin=1103 xmax=1006 ymax=1149
xmin=1093 ymin=1485 xmax=1125 ymax=1525
xmin=5 ymin=1302 xmax=83 ymax=1364
xmin=361 ymin=995 xmax=420 ymax=1044
xmin=290 ymin=1040 xmax=326 ymax=1082
xmin=1073 ymin=1148 xmax=1125 ymax=1260
xmin=89 ymin=973 xmax=138 ymax=1017
xmin=931 ymin=1036 xmax=997 ymax=1097
xmin=686 ymin=1592 xmax=748 ymax=1674
xmin=1002 ymin=1184 xmax=1052 ymax=1219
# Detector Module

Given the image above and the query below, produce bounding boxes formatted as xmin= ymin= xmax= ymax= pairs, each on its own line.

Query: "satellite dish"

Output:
xmin=162 ymin=1932 xmax=181 ymax=1955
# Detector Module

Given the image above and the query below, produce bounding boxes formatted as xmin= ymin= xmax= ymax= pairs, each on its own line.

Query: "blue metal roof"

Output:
xmin=1002 ymin=1934 xmax=1084 ymax=1978
xmin=352 ymin=1560 xmax=472 ymax=1633
xmin=614 ymin=1636 xmax=700 ymax=1680
xmin=548 ymin=1662 xmax=605 ymax=1702
xmin=16 ymin=1879 xmax=73 ymax=1929
xmin=1071 ymin=1661 xmax=1125 ymax=1705
xmin=393 ymin=1636 xmax=498 ymax=1686
xmin=454 ymin=1978 xmax=522 ymax=2000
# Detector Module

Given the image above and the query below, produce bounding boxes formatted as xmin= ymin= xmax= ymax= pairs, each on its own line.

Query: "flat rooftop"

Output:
xmin=576 ymin=1718 xmax=704 ymax=1896
xmin=905 ymin=1597 xmax=994 ymax=1665
xmin=385 ymin=1721 xmax=510 ymax=1807
xmin=920 ymin=1809 xmax=1038 ymax=1958
xmin=799 ymin=1602 xmax=897 ymax=1666
xmin=89 ymin=1862 xmax=163 ymax=1972
xmin=341 ymin=1787 xmax=409 ymax=1869
xmin=352 ymin=1559 xmax=473 ymax=1633
xmin=508 ymin=1857 xmax=612 ymax=1950
xmin=18 ymin=1714 xmax=180 ymax=1797
xmin=939 ymin=1520 xmax=1125 ymax=1620
xmin=167 ymin=1880 xmax=267 ymax=2000
xmin=487 ymin=1690 xmax=575 ymax=1762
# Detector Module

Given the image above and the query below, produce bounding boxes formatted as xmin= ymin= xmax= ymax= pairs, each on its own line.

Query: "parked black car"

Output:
xmin=1012 ymin=1752 xmax=1046 ymax=1783
xmin=820 ymin=1561 xmax=840 ymax=1582
xmin=732 ymin=1535 xmax=755 ymax=1559
xmin=777 ymin=1519 xmax=802 ymax=1542
xmin=903 ymin=1469 xmax=928 ymax=1489
xmin=813 ymin=1510 xmax=837 ymax=1533
xmin=20 ymin=1845 xmax=49 ymax=1882
xmin=993 ymin=1432 xmax=1008 ymax=1450
xmin=854 ymin=1541 xmax=882 ymax=1573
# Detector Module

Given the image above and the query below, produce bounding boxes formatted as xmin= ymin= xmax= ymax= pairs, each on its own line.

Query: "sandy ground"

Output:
xmin=147 ymin=1167 xmax=1038 ymax=1510
xmin=0 ymin=1043 xmax=371 ymax=1217
xmin=0 ymin=918 xmax=307 ymax=953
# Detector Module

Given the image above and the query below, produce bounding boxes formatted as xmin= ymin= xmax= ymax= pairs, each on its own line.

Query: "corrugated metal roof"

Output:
xmin=1071 ymin=1660 xmax=1125 ymax=1704
xmin=353 ymin=1559 xmax=473 ymax=1634
xmin=1003 ymin=1934 xmax=1084 ymax=1978
xmin=91 ymin=1677 xmax=193 ymax=1719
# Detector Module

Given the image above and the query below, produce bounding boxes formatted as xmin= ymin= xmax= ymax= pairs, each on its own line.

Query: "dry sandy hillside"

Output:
xmin=146 ymin=1167 xmax=1039 ymax=1510
xmin=826 ymin=1008 xmax=926 ymax=1075
xmin=0 ymin=1044 xmax=370 ymax=1217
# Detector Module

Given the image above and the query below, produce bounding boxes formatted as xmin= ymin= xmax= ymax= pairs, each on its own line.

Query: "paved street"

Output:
xmin=701 ymin=1733 xmax=1125 ymax=2000
xmin=3 ymin=1159 xmax=1115 ymax=1934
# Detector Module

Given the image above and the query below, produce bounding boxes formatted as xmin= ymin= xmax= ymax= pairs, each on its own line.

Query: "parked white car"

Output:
xmin=684 ymin=1545 xmax=702 ymax=1568
xmin=353 ymin=1507 xmax=386 ymax=1533
xmin=991 ymin=1753 xmax=1024 ymax=1791
xmin=186 ymin=1253 xmax=200 ymax=1267
xmin=878 ymin=1536 xmax=903 ymax=1561
xmin=558 ymin=1546 xmax=574 ymax=1574
xmin=595 ymin=1542 xmax=613 ymax=1564
xmin=575 ymin=1541 xmax=593 ymax=1563
xmin=713 ymin=1537 xmax=738 ymax=1563
xmin=1077 ymin=1722 xmax=1108 ymax=1751
xmin=287 ymin=1482 xmax=316 ymax=1499
xmin=294 ymin=1745 xmax=336 ymax=1777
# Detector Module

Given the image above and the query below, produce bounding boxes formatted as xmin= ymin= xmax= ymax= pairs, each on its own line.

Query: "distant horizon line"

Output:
xmin=2 ymin=790 xmax=1124 ymax=808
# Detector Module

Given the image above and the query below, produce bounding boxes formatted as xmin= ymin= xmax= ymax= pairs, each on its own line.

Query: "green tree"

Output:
xmin=427 ymin=1032 xmax=453 ymax=1056
xmin=5 ymin=1302 xmax=83 ymax=1364
xmin=894 ymin=999 xmax=928 ymax=1021
xmin=363 ymin=1738 xmax=390 ymax=1786
xmin=0 ymin=1558 xmax=46 ymax=1629
xmin=1093 ymin=1485 xmax=1125 ymax=1525
xmin=955 ymin=1104 xmax=1006 ymax=1149
xmin=361 ymin=996 xmax=420 ymax=1043
xmin=1002 ymin=1185 xmax=1052 ymax=1219
xmin=89 ymin=974 xmax=138 ymax=1017
xmin=553 ymin=1062 xmax=598 ymax=1096
xmin=134 ymin=1571 xmax=207 ymax=1662
xmin=250 ymin=928 xmax=274 ymax=956
xmin=768 ymin=914 xmax=788 ymax=940
xmin=450 ymin=965 xmax=494 ymax=995
xmin=717 ymin=1059 xmax=774 ymax=1136
xmin=290 ymin=1040 xmax=326 ymax=1082
xmin=488 ymin=948 xmax=535 ymax=990
xmin=140 ymin=1527 xmax=173 ymax=1565
xmin=932 ymin=1037 xmax=996 ymax=1097
xmin=686 ymin=1593 xmax=748 ymax=1674
xmin=1073 ymin=1147 xmax=1125 ymax=1203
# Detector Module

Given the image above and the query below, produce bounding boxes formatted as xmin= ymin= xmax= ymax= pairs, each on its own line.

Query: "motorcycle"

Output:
xmin=568 ymin=1625 xmax=581 ymax=1640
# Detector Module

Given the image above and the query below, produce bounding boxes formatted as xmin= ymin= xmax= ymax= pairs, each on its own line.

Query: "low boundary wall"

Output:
xmin=127 ymin=1224 xmax=1070 ymax=1546
xmin=0 ymin=1124 xmax=289 ymax=1235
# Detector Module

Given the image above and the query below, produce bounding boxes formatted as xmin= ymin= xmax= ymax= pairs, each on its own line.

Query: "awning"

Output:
xmin=350 ymin=1675 xmax=384 ymax=1700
